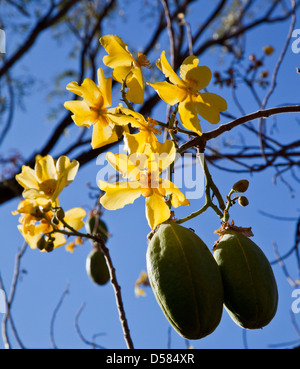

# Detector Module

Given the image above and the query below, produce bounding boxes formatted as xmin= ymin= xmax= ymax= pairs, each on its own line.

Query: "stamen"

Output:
xmin=137 ymin=52 xmax=151 ymax=69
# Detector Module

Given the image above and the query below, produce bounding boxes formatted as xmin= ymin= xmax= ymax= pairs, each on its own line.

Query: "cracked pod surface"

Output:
xmin=146 ymin=223 xmax=224 ymax=340
xmin=213 ymin=231 xmax=278 ymax=329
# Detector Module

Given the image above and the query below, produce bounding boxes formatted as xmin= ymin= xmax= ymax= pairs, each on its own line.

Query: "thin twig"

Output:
xmin=258 ymin=0 xmax=297 ymax=161
xmin=178 ymin=105 xmax=300 ymax=154
xmin=0 ymin=242 xmax=27 ymax=349
xmin=160 ymin=0 xmax=176 ymax=141
xmin=74 ymin=302 xmax=107 ymax=349
xmin=50 ymin=282 xmax=70 ymax=349
xmin=0 ymin=275 xmax=10 ymax=349
xmin=160 ymin=0 xmax=175 ymax=69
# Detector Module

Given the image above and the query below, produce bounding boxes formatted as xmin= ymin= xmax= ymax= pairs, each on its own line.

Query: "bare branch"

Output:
xmin=50 ymin=282 xmax=70 ymax=349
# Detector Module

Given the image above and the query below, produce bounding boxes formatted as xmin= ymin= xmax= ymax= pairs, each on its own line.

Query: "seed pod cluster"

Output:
xmin=147 ymin=222 xmax=278 ymax=340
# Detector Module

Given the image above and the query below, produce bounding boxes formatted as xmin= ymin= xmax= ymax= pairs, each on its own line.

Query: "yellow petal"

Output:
xmin=35 ymin=155 xmax=57 ymax=182
xmin=52 ymin=156 xmax=79 ymax=201
xmin=64 ymin=101 xmax=95 ymax=127
xmin=22 ymin=189 xmax=52 ymax=207
xmin=106 ymin=152 xmax=144 ymax=180
xmin=52 ymin=233 xmax=68 ymax=250
xmin=147 ymin=81 xmax=185 ymax=105
xmin=145 ymin=192 xmax=170 ymax=230
xmin=125 ymin=67 xmax=144 ymax=105
xmin=148 ymin=140 xmax=176 ymax=173
xmin=160 ymin=179 xmax=190 ymax=208
xmin=66 ymin=78 xmax=101 ymax=107
xmin=196 ymin=92 xmax=227 ymax=124
xmin=124 ymin=131 xmax=157 ymax=154
xmin=91 ymin=118 xmax=119 ymax=149
xmin=15 ymin=166 xmax=39 ymax=190
xmin=178 ymin=98 xmax=203 ymax=135
xmin=157 ymin=50 xmax=182 ymax=86
xmin=97 ymin=68 xmax=112 ymax=107
xmin=56 ymin=156 xmax=79 ymax=185
xmin=107 ymin=112 xmax=141 ymax=128
xmin=112 ymin=65 xmax=132 ymax=83
xmin=100 ymin=35 xmax=134 ymax=68
xmin=13 ymin=199 xmax=37 ymax=215
xmin=63 ymin=207 xmax=86 ymax=231
xmin=18 ymin=224 xmax=41 ymax=249
xmin=180 ymin=56 xmax=212 ymax=91
xmin=99 ymin=180 xmax=142 ymax=210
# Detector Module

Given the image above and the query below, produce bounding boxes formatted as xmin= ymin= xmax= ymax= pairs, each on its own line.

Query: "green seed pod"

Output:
xmin=232 ymin=180 xmax=249 ymax=193
xmin=85 ymin=214 xmax=109 ymax=244
xmin=86 ymin=247 xmax=110 ymax=286
xmin=146 ymin=223 xmax=224 ymax=340
xmin=213 ymin=231 xmax=278 ymax=329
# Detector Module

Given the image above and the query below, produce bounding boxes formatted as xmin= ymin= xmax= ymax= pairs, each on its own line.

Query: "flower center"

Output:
xmin=39 ymin=179 xmax=57 ymax=197
xmin=140 ymin=170 xmax=160 ymax=197
xmin=137 ymin=52 xmax=151 ymax=69
xmin=146 ymin=117 xmax=161 ymax=135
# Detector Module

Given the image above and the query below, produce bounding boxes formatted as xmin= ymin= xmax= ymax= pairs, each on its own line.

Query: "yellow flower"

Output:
xmin=98 ymin=141 xmax=189 ymax=230
xmin=16 ymin=205 xmax=86 ymax=252
xmin=65 ymin=237 xmax=83 ymax=253
xmin=64 ymin=68 xmax=126 ymax=149
xmin=134 ymin=270 xmax=149 ymax=297
xmin=148 ymin=51 xmax=227 ymax=135
xmin=15 ymin=155 xmax=79 ymax=208
xmin=100 ymin=35 xmax=151 ymax=105
xmin=107 ymin=105 xmax=161 ymax=154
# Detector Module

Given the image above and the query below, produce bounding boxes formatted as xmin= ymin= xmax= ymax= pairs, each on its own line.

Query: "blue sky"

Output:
xmin=0 ymin=0 xmax=300 ymax=349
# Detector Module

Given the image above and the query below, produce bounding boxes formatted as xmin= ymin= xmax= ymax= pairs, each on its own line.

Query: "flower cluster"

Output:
xmin=13 ymin=155 xmax=86 ymax=252
xmin=14 ymin=34 xmax=228 ymax=250
xmin=65 ymin=34 xmax=227 ymax=230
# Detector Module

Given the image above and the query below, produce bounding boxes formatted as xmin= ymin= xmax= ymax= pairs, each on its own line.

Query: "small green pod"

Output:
xmin=146 ymin=223 xmax=224 ymax=340
xmin=86 ymin=247 xmax=110 ymax=286
xmin=85 ymin=215 xmax=109 ymax=244
xmin=213 ymin=231 xmax=278 ymax=329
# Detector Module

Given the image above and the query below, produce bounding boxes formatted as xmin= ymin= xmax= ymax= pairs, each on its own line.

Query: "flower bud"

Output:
xmin=232 ymin=180 xmax=249 ymax=193
xmin=52 ymin=215 xmax=60 ymax=225
xmin=37 ymin=236 xmax=47 ymax=251
xmin=238 ymin=196 xmax=249 ymax=207
xmin=263 ymin=46 xmax=274 ymax=56
xmin=45 ymin=240 xmax=54 ymax=253
xmin=56 ymin=207 xmax=65 ymax=221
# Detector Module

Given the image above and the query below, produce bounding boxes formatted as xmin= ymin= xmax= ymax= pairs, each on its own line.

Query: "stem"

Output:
xmin=155 ymin=119 xmax=197 ymax=137
xmin=202 ymin=159 xmax=226 ymax=212
xmin=50 ymin=217 xmax=135 ymax=349
xmin=176 ymin=202 xmax=210 ymax=225
xmin=166 ymin=105 xmax=179 ymax=208
xmin=176 ymin=154 xmax=224 ymax=224
xmin=121 ymin=77 xmax=134 ymax=111
xmin=178 ymin=105 xmax=300 ymax=154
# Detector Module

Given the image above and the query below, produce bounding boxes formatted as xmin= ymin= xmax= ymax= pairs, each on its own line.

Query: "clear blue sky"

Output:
xmin=0 ymin=1 xmax=300 ymax=349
